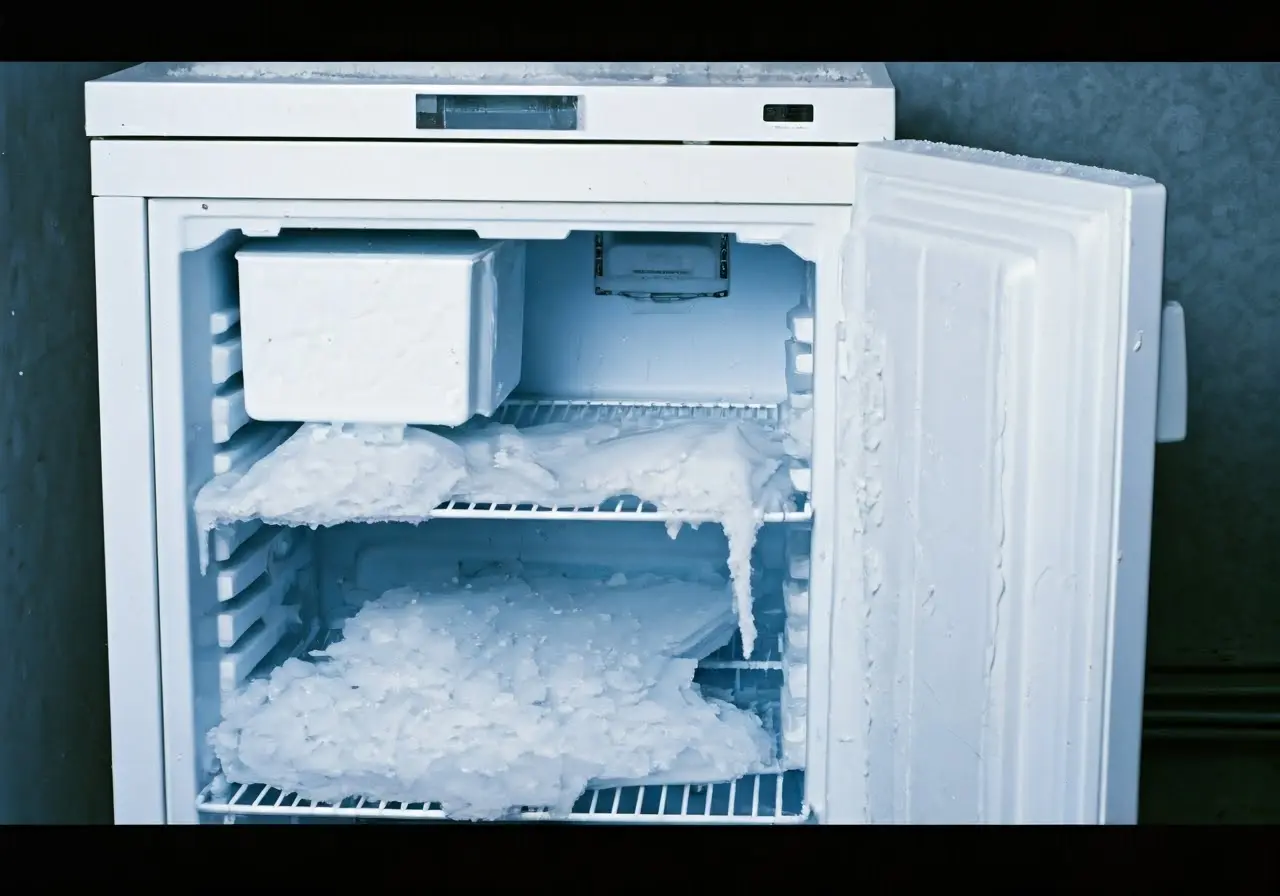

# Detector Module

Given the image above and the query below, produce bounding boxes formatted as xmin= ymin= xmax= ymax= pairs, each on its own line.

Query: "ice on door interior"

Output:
xmin=816 ymin=140 xmax=1166 ymax=824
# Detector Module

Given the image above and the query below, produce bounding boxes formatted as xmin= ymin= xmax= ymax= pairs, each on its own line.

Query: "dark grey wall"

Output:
xmin=888 ymin=62 xmax=1280 ymax=822
xmin=0 ymin=62 xmax=125 ymax=824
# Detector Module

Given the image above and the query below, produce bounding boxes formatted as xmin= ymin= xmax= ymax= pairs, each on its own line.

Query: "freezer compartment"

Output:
xmin=220 ymin=228 xmax=808 ymax=413
xmin=195 ymin=224 xmax=815 ymax=527
xmin=236 ymin=233 xmax=526 ymax=427
xmin=196 ymin=519 xmax=810 ymax=823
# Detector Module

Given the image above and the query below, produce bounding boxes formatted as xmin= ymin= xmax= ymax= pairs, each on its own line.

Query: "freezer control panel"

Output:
xmin=415 ymin=94 xmax=580 ymax=131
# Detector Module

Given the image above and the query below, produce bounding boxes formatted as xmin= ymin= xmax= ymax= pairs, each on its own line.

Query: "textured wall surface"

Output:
xmin=0 ymin=62 xmax=127 ymax=823
xmin=891 ymin=63 xmax=1280 ymax=669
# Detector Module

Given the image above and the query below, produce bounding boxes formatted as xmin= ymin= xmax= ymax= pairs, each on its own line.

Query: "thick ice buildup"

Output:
xmin=195 ymin=423 xmax=467 ymax=543
xmin=449 ymin=418 xmax=791 ymax=658
xmin=172 ymin=62 xmax=868 ymax=86
xmin=210 ymin=569 xmax=777 ymax=819
xmin=196 ymin=416 xmax=795 ymax=658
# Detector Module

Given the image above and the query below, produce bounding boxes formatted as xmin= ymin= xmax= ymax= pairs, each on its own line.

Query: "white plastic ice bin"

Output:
xmin=236 ymin=232 xmax=526 ymax=426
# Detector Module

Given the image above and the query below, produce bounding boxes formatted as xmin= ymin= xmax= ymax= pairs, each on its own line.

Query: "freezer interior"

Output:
xmin=180 ymin=226 xmax=818 ymax=822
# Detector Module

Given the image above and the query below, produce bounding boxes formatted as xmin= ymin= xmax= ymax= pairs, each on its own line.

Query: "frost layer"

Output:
xmin=196 ymin=416 xmax=795 ymax=658
xmin=194 ymin=423 xmax=466 ymax=542
xmin=169 ymin=62 xmax=867 ymax=86
xmin=210 ymin=569 xmax=777 ymax=820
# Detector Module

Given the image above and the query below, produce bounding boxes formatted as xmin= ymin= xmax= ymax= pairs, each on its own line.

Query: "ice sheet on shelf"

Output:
xmin=195 ymin=411 xmax=798 ymax=658
xmin=193 ymin=423 xmax=468 ymax=570
xmin=209 ymin=566 xmax=777 ymax=821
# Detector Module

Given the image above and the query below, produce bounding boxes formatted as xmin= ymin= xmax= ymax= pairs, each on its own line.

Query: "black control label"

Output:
xmin=763 ymin=104 xmax=815 ymax=124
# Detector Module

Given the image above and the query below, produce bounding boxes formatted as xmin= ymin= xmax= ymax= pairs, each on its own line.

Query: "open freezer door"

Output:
xmin=827 ymin=140 xmax=1167 ymax=824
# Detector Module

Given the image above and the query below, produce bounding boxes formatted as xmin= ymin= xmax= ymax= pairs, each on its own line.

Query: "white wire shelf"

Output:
xmin=427 ymin=496 xmax=812 ymax=523
xmin=699 ymin=620 xmax=784 ymax=671
xmin=198 ymin=770 xmax=808 ymax=824
xmin=424 ymin=399 xmax=812 ymax=524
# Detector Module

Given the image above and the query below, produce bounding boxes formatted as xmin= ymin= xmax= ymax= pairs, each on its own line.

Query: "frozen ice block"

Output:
xmin=237 ymin=233 xmax=526 ymax=427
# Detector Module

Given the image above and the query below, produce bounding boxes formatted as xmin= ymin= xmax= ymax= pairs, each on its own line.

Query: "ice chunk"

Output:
xmin=210 ymin=570 xmax=776 ymax=819
xmin=194 ymin=423 xmax=467 ymax=568
xmin=195 ymin=415 xmax=796 ymax=658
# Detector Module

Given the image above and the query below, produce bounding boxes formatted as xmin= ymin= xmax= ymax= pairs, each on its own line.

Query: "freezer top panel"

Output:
xmin=85 ymin=62 xmax=896 ymax=144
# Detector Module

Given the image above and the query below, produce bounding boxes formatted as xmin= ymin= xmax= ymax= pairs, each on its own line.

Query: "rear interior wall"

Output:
xmin=518 ymin=233 xmax=804 ymax=403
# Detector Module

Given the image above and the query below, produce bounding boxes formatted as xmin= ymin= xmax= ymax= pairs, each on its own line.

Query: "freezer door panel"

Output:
xmin=827 ymin=140 xmax=1166 ymax=824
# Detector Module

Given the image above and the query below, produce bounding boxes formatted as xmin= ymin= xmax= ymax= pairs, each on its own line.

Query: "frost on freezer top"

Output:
xmin=111 ymin=61 xmax=872 ymax=86
xmin=87 ymin=62 xmax=894 ymax=142
xmin=880 ymin=140 xmax=1154 ymax=187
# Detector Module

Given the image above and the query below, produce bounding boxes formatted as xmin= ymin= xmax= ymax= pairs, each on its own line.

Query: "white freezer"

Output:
xmin=87 ymin=62 xmax=1188 ymax=825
